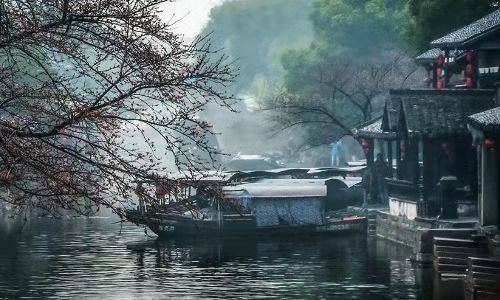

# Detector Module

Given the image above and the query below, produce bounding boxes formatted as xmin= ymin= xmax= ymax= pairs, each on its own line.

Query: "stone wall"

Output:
xmin=376 ymin=210 xmax=481 ymax=264
xmin=376 ymin=211 xmax=439 ymax=264
xmin=376 ymin=211 xmax=420 ymax=249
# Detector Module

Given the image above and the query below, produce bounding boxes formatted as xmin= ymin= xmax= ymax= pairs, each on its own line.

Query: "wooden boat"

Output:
xmin=126 ymin=167 xmax=367 ymax=238
xmin=126 ymin=208 xmax=367 ymax=238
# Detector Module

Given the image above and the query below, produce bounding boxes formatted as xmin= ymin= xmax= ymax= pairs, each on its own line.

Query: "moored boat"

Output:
xmin=125 ymin=167 xmax=367 ymax=238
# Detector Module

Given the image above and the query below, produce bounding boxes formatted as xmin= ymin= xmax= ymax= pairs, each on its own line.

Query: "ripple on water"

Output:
xmin=0 ymin=217 xmax=463 ymax=299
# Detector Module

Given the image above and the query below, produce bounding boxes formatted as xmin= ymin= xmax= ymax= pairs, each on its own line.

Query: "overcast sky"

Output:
xmin=160 ymin=0 xmax=227 ymax=39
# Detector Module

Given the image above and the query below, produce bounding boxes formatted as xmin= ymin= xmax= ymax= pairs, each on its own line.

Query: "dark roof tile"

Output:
xmin=353 ymin=118 xmax=396 ymax=139
xmin=431 ymin=9 xmax=500 ymax=49
xmin=392 ymin=89 xmax=495 ymax=137
xmin=415 ymin=48 xmax=464 ymax=64
xmin=468 ymin=106 xmax=500 ymax=132
xmin=382 ymin=94 xmax=402 ymax=132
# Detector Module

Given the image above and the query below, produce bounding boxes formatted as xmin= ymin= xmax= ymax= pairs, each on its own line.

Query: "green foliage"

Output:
xmin=202 ymin=0 xmax=313 ymax=94
xmin=407 ymin=0 xmax=498 ymax=53
xmin=264 ymin=0 xmax=410 ymax=148
xmin=310 ymin=0 xmax=408 ymax=56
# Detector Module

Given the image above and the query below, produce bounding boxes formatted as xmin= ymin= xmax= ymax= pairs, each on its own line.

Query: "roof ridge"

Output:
xmin=431 ymin=8 xmax=500 ymax=49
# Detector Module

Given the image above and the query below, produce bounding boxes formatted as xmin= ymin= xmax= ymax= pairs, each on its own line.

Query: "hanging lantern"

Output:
xmin=437 ymin=55 xmax=445 ymax=66
xmin=485 ymin=139 xmax=496 ymax=149
xmin=436 ymin=67 xmax=444 ymax=77
xmin=464 ymin=51 xmax=474 ymax=89
xmin=361 ymin=139 xmax=372 ymax=153
xmin=436 ymin=64 xmax=445 ymax=90
xmin=361 ymin=140 xmax=370 ymax=149
xmin=466 ymin=51 xmax=474 ymax=63
xmin=466 ymin=77 xmax=473 ymax=88
xmin=465 ymin=64 xmax=474 ymax=75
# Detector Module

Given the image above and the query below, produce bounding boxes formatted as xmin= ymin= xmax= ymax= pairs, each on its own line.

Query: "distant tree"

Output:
xmin=407 ymin=0 xmax=498 ymax=53
xmin=260 ymin=0 xmax=417 ymax=149
xmin=310 ymin=0 xmax=407 ymax=56
xmin=199 ymin=0 xmax=314 ymax=156
xmin=0 ymin=0 xmax=235 ymax=217
xmin=262 ymin=53 xmax=415 ymax=147
xmin=201 ymin=0 xmax=313 ymax=94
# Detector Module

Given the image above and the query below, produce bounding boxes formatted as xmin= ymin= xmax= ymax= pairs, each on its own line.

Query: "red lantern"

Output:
xmin=466 ymin=51 xmax=473 ymax=63
xmin=466 ymin=77 xmax=473 ymax=88
xmin=465 ymin=64 xmax=474 ymax=75
xmin=436 ymin=67 xmax=443 ymax=77
xmin=485 ymin=139 xmax=496 ymax=149
xmin=437 ymin=55 xmax=445 ymax=66
xmin=361 ymin=140 xmax=371 ymax=149
xmin=437 ymin=80 xmax=444 ymax=90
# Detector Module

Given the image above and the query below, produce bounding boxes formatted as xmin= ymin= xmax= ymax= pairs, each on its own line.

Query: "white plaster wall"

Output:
xmin=389 ymin=197 xmax=417 ymax=220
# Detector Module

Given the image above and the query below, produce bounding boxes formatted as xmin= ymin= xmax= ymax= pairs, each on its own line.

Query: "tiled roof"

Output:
xmin=382 ymin=94 xmax=402 ymax=132
xmin=393 ymin=89 xmax=495 ymax=138
xmin=224 ymin=183 xmax=327 ymax=198
xmin=415 ymin=48 xmax=464 ymax=64
xmin=468 ymin=106 xmax=500 ymax=132
xmin=353 ymin=118 xmax=396 ymax=139
xmin=431 ymin=9 xmax=500 ymax=49
xmin=415 ymin=48 xmax=443 ymax=62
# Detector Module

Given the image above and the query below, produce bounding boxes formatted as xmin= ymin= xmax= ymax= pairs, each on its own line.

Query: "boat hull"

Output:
xmin=126 ymin=210 xmax=367 ymax=238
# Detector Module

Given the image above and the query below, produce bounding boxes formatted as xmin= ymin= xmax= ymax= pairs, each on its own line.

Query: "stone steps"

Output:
xmin=429 ymin=228 xmax=478 ymax=239
xmin=436 ymin=257 xmax=467 ymax=265
xmin=434 ymin=245 xmax=488 ymax=255
xmin=465 ymin=257 xmax=500 ymax=297
xmin=433 ymin=236 xmax=489 ymax=277
xmin=434 ymin=250 xmax=486 ymax=259
xmin=434 ymin=237 xmax=485 ymax=247
xmin=434 ymin=262 xmax=467 ymax=273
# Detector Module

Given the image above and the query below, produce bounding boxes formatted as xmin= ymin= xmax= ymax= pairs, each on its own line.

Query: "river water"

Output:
xmin=0 ymin=217 xmax=463 ymax=299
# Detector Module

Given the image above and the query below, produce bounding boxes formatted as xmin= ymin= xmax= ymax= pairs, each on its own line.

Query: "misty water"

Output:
xmin=0 ymin=217 xmax=462 ymax=299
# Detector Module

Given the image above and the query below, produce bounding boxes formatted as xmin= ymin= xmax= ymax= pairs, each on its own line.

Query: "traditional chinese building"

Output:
xmin=353 ymin=9 xmax=500 ymax=271
xmin=385 ymin=89 xmax=494 ymax=220
xmin=469 ymin=107 xmax=500 ymax=230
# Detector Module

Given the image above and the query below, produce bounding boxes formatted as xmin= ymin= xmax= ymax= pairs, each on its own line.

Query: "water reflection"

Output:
xmin=0 ymin=217 xmax=461 ymax=299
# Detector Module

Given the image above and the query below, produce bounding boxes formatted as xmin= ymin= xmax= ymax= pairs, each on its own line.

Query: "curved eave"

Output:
xmin=353 ymin=130 xmax=397 ymax=140
xmin=468 ymin=119 xmax=500 ymax=134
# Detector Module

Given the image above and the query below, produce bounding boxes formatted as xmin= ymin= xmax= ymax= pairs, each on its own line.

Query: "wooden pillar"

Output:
xmin=444 ymin=50 xmax=450 ymax=87
xmin=408 ymin=138 xmax=423 ymax=217
xmin=387 ymin=140 xmax=394 ymax=178
xmin=396 ymin=138 xmax=402 ymax=179
xmin=409 ymin=138 xmax=420 ymax=186
xmin=367 ymin=139 xmax=375 ymax=167
xmin=421 ymin=139 xmax=434 ymax=217
xmin=480 ymin=140 xmax=499 ymax=226
xmin=432 ymin=63 xmax=438 ymax=89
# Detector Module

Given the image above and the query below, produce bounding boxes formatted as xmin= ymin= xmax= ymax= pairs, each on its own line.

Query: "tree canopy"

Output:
xmin=310 ymin=0 xmax=408 ymax=56
xmin=259 ymin=0 xmax=413 ymax=150
xmin=0 ymin=0 xmax=235 ymax=217
xmin=202 ymin=0 xmax=312 ymax=94
xmin=407 ymin=0 xmax=498 ymax=53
